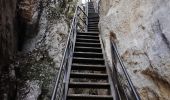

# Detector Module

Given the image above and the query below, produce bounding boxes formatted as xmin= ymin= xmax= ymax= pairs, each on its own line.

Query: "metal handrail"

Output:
xmin=111 ymin=40 xmax=141 ymax=100
xmin=51 ymin=3 xmax=88 ymax=100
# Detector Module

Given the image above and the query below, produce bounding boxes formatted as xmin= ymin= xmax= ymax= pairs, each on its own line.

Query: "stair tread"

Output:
xmin=77 ymin=38 xmax=99 ymax=41
xmin=76 ymin=41 xmax=100 ymax=43
xmin=77 ymin=35 xmax=99 ymax=39
xmin=75 ymin=47 xmax=102 ymax=52
xmin=77 ymin=34 xmax=99 ymax=37
xmin=72 ymin=57 xmax=104 ymax=65
xmin=76 ymin=38 xmax=100 ymax=43
xmin=72 ymin=63 xmax=105 ymax=67
xmin=73 ymin=57 xmax=104 ymax=60
xmin=74 ymin=52 xmax=102 ymax=55
xmin=68 ymin=94 xmax=113 ymax=98
xmin=75 ymin=46 xmax=101 ymax=49
xmin=67 ymin=94 xmax=113 ymax=100
xmin=69 ymin=82 xmax=110 ymax=88
xmin=70 ymin=72 xmax=108 ymax=79
xmin=74 ymin=51 xmax=103 ymax=58
xmin=77 ymin=32 xmax=99 ymax=35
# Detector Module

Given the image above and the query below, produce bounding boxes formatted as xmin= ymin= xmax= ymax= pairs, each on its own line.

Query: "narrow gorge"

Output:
xmin=0 ymin=0 xmax=170 ymax=100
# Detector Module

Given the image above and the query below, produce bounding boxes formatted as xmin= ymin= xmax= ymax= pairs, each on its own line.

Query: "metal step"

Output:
xmin=75 ymin=42 xmax=101 ymax=48
xmin=72 ymin=57 xmax=104 ymax=65
xmin=88 ymin=26 xmax=98 ymax=28
xmin=88 ymin=10 xmax=95 ymax=12
xmin=88 ymin=28 xmax=99 ymax=30
xmin=69 ymin=82 xmax=110 ymax=89
xmin=88 ymin=20 xmax=99 ymax=23
xmin=77 ymin=35 xmax=99 ymax=40
xmin=88 ymin=28 xmax=98 ymax=30
xmin=76 ymin=38 xmax=100 ymax=43
xmin=88 ymin=17 xmax=99 ymax=19
xmin=67 ymin=94 xmax=113 ymax=100
xmin=88 ymin=22 xmax=99 ymax=24
xmin=70 ymin=72 xmax=108 ymax=79
xmin=88 ymin=23 xmax=99 ymax=26
xmin=88 ymin=29 xmax=99 ymax=32
xmin=71 ymin=64 xmax=106 ymax=71
xmin=88 ymin=24 xmax=99 ymax=28
xmin=74 ymin=47 xmax=102 ymax=53
xmin=88 ymin=19 xmax=99 ymax=21
xmin=88 ymin=14 xmax=99 ymax=17
xmin=89 ymin=11 xmax=96 ymax=13
xmin=74 ymin=52 xmax=103 ymax=58
xmin=88 ymin=19 xmax=99 ymax=22
xmin=77 ymin=32 xmax=98 ymax=36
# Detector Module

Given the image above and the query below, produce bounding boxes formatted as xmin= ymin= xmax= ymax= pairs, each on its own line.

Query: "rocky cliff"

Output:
xmin=97 ymin=0 xmax=170 ymax=99
xmin=0 ymin=0 xmax=78 ymax=100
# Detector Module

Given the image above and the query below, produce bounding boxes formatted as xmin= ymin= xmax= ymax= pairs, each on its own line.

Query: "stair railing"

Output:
xmin=100 ymin=34 xmax=141 ymax=100
xmin=110 ymin=38 xmax=141 ymax=100
xmin=51 ymin=3 xmax=88 ymax=100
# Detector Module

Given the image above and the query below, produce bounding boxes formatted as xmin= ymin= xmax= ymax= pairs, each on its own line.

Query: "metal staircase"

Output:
xmin=66 ymin=2 xmax=114 ymax=100
xmin=51 ymin=1 xmax=141 ymax=100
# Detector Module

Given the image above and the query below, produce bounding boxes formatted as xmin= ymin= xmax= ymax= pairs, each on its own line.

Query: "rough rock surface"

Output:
xmin=97 ymin=0 xmax=170 ymax=99
xmin=0 ymin=0 xmax=78 ymax=99
xmin=0 ymin=0 xmax=17 ymax=68
xmin=15 ymin=0 xmax=78 ymax=100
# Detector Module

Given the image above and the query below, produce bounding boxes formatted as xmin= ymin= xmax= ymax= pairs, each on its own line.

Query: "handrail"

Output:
xmin=111 ymin=40 xmax=141 ymax=100
xmin=51 ymin=3 xmax=88 ymax=100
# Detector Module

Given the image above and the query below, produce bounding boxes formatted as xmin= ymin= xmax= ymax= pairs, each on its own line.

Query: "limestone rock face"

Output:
xmin=97 ymin=0 xmax=170 ymax=99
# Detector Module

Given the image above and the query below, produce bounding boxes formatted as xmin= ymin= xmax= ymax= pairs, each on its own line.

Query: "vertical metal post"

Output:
xmin=86 ymin=1 xmax=89 ymax=32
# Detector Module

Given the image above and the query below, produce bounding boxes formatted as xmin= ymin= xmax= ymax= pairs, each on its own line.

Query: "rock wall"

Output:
xmin=0 ymin=0 xmax=78 ymax=99
xmin=0 ymin=0 xmax=47 ymax=99
xmin=0 ymin=0 xmax=17 ymax=69
xmin=14 ymin=0 xmax=78 ymax=100
xmin=97 ymin=0 xmax=170 ymax=99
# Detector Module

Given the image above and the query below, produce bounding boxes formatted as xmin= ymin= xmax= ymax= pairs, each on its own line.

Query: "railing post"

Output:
xmin=86 ymin=1 xmax=88 ymax=32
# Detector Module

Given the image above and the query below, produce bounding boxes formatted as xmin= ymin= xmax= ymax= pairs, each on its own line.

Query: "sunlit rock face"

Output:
xmin=96 ymin=0 xmax=170 ymax=99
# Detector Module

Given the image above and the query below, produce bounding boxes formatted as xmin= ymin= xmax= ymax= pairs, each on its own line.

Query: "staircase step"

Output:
xmin=70 ymin=72 xmax=108 ymax=79
xmin=71 ymin=64 xmax=106 ymax=71
xmin=88 ymin=15 xmax=99 ymax=17
xmin=88 ymin=19 xmax=99 ymax=21
xmin=67 ymin=94 xmax=113 ymax=100
xmin=88 ymin=26 xmax=98 ymax=28
xmin=88 ymin=23 xmax=99 ymax=26
xmin=88 ymin=22 xmax=99 ymax=24
xmin=77 ymin=35 xmax=99 ymax=40
xmin=88 ymin=20 xmax=99 ymax=23
xmin=88 ymin=27 xmax=99 ymax=30
xmin=77 ymin=32 xmax=98 ymax=36
xmin=74 ymin=52 xmax=103 ymax=58
xmin=75 ymin=47 xmax=102 ymax=53
xmin=72 ymin=57 xmax=104 ymax=65
xmin=88 ymin=11 xmax=95 ymax=13
xmin=88 ymin=17 xmax=99 ymax=19
xmin=88 ymin=29 xmax=99 ymax=31
xmin=88 ymin=27 xmax=98 ymax=29
xmin=76 ymin=38 xmax=100 ymax=43
xmin=75 ymin=42 xmax=101 ymax=48
xmin=88 ymin=25 xmax=99 ymax=28
xmin=69 ymin=82 xmax=110 ymax=89
xmin=88 ymin=10 xmax=95 ymax=12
